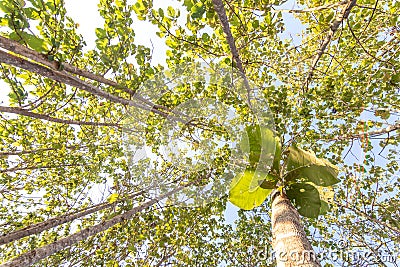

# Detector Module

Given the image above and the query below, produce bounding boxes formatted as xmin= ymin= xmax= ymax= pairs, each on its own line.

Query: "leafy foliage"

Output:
xmin=0 ymin=0 xmax=399 ymax=266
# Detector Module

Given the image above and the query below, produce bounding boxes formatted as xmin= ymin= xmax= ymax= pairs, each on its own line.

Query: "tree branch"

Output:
xmin=336 ymin=202 xmax=400 ymax=236
xmin=0 ymin=190 xmax=145 ymax=245
xmin=0 ymin=105 xmax=121 ymax=128
xmin=0 ymin=37 xmax=188 ymax=121
xmin=211 ymin=0 xmax=252 ymax=105
xmin=303 ymin=0 xmax=357 ymax=91
xmin=0 ymin=185 xmax=185 ymax=267
xmin=0 ymin=50 xmax=186 ymax=122
xmin=0 ymin=143 xmax=115 ymax=157
xmin=271 ymin=1 xmax=348 ymax=13
xmin=325 ymin=122 xmax=400 ymax=141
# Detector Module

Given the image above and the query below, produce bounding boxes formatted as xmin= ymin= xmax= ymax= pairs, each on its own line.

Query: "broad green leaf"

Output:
xmin=286 ymin=183 xmax=321 ymax=218
xmin=239 ymin=125 xmax=276 ymax=171
xmin=229 ymin=169 xmax=274 ymax=210
xmin=272 ymin=136 xmax=281 ymax=173
xmin=10 ymin=32 xmax=47 ymax=52
xmin=285 ymin=145 xmax=339 ymax=186
xmin=319 ymin=200 xmax=330 ymax=215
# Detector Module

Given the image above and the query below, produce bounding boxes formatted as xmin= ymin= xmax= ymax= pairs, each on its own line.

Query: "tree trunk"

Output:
xmin=271 ymin=193 xmax=321 ymax=267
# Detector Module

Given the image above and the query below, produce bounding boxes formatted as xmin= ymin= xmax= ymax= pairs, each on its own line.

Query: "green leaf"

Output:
xmin=24 ymin=7 xmax=39 ymax=19
xmin=108 ymin=193 xmax=119 ymax=204
xmin=229 ymin=169 xmax=274 ymax=210
xmin=319 ymin=200 xmax=330 ymax=215
xmin=167 ymin=6 xmax=175 ymax=17
xmin=201 ymin=32 xmax=210 ymax=42
xmin=391 ymin=73 xmax=400 ymax=84
xmin=10 ymin=32 xmax=47 ymax=52
xmin=8 ymin=86 xmax=27 ymax=103
xmin=259 ymin=178 xmax=277 ymax=189
xmin=239 ymin=125 xmax=276 ymax=171
xmin=286 ymin=183 xmax=321 ymax=218
xmin=285 ymin=145 xmax=339 ymax=186
xmin=326 ymin=11 xmax=334 ymax=22
xmin=374 ymin=109 xmax=390 ymax=120
xmin=183 ymin=0 xmax=193 ymax=11
xmin=158 ymin=8 xmax=164 ymax=18
xmin=190 ymin=3 xmax=205 ymax=19
xmin=95 ymin=28 xmax=107 ymax=39
xmin=0 ymin=1 xmax=12 ymax=12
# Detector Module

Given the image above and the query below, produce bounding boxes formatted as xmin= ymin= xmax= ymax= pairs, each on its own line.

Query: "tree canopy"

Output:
xmin=0 ymin=0 xmax=399 ymax=266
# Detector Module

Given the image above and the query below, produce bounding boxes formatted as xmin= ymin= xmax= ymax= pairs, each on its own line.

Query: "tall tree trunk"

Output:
xmin=271 ymin=193 xmax=321 ymax=267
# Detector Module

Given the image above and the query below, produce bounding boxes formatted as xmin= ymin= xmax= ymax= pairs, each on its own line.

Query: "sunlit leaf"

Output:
xmin=285 ymin=145 xmax=339 ymax=186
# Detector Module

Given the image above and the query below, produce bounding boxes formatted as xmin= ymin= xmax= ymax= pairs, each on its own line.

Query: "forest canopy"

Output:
xmin=0 ymin=0 xmax=399 ymax=266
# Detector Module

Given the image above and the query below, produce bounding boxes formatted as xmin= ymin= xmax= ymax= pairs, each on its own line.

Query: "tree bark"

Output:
xmin=271 ymin=193 xmax=321 ymax=267
xmin=0 ymin=37 xmax=190 ymax=122
xmin=0 ymin=186 xmax=183 ymax=267
xmin=0 ymin=190 xmax=144 ymax=245
xmin=0 ymin=50 xmax=180 ymax=121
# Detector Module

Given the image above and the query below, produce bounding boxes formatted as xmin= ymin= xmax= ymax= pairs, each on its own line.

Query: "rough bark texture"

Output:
xmin=271 ymin=193 xmax=321 ymax=267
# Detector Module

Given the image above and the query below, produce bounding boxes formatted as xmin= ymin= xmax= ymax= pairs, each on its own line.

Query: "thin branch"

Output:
xmin=211 ymin=0 xmax=252 ymax=105
xmin=0 ymin=185 xmax=185 ymax=267
xmin=0 ymin=36 xmax=134 ymax=98
xmin=325 ymin=122 xmax=400 ymax=141
xmin=351 ymin=123 xmax=400 ymax=139
xmin=0 ymin=106 xmax=121 ymax=127
xmin=0 ymin=36 xmax=188 ymax=121
xmin=0 ymin=143 xmax=115 ymax=157
xmin=336 ymin=202 xmax=400 ymax=236
xmin=303 ymin=0 xmax=357 ymax=91
xmin=0 ymin=163 xmax=85 ymax=174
